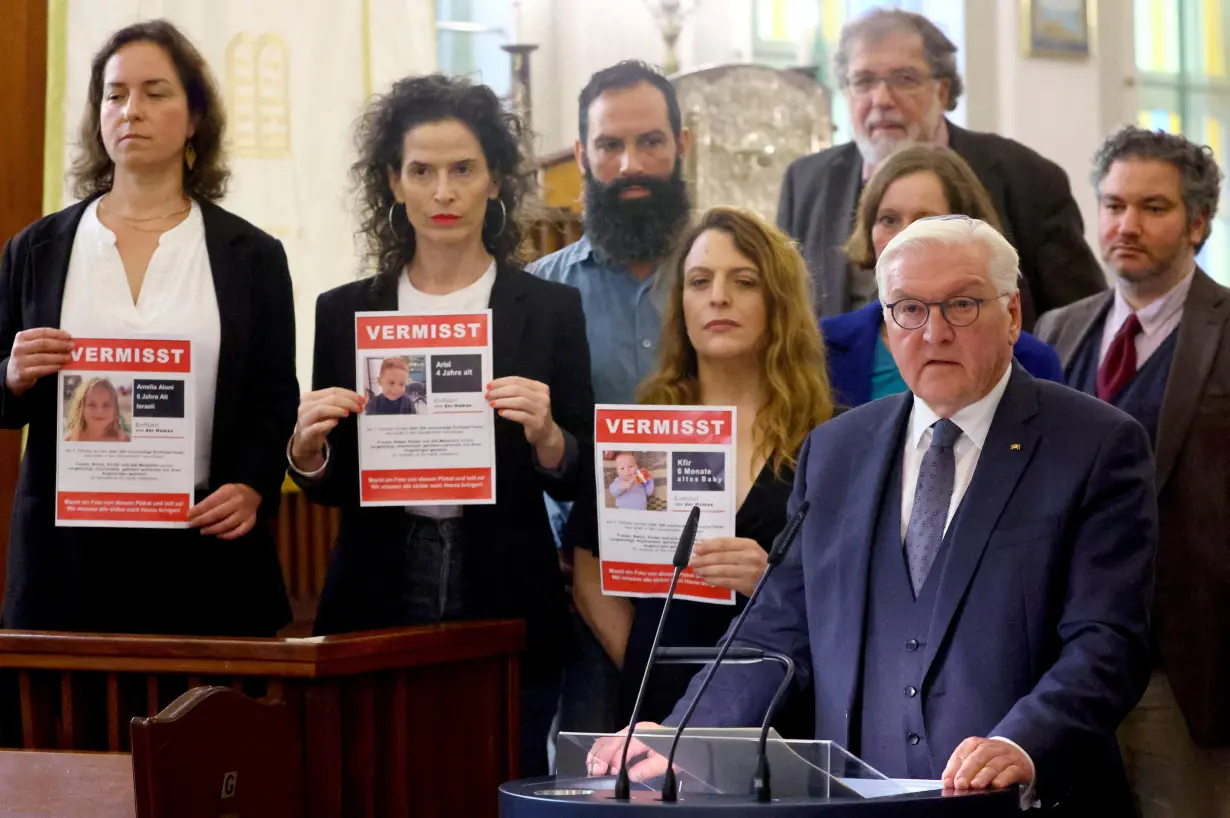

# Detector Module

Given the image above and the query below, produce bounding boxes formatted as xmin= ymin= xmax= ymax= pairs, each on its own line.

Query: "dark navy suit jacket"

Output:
xmin=667 ymin=365 xmax=1156 ymax=811
xmin=821 ymin=302 xmax=1065 ymax=407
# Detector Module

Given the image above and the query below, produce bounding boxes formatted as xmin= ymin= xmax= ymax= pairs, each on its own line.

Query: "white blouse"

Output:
xmin=59 ymin=198 xmax=222 ymax=489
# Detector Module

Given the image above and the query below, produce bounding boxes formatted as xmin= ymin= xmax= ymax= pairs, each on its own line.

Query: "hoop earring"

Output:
xmin=387 ymin=202 xmax=410 ymax=242
xmin=486 ymin=198 xmax=507 ymax=239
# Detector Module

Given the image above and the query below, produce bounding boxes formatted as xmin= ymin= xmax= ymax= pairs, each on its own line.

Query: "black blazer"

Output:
xmin=0 ymin=195 xmax=298 ymax=636
xmin=776 ymin=120 xmax=1107 ymax=329
xmin=295 ymin=265 xmax=594 ymax=683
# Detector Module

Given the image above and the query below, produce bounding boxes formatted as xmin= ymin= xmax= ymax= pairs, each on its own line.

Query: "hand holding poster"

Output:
xmin=355 ymin=311 xmax=496 ymax=505
xmin=595 ymin=405 xmax=737 ymax=604
xmin=55 ymin=337 xmax=194 ymax=527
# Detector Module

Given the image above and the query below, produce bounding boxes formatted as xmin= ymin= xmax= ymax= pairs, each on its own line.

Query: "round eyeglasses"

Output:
xmin=883 ymin=294 xmax=1012 ymax=330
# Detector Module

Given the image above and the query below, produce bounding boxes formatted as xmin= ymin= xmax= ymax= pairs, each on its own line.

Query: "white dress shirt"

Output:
xmin=290 ymin=263 xmax=497 ymax=520
xmin=900 ymin=365 xmax=1038 ymax=807
xmin=1097 ymin=270 xmax=1193 ymax=367
xmin=60 ymin=199 xmax=221 ymax=489
xmin=900 ymin=364 xmax=1012 ymax=540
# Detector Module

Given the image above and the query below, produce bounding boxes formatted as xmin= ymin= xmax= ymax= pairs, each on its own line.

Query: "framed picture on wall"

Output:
xmin=1020 ymin=0 xmax=1095 ymax=59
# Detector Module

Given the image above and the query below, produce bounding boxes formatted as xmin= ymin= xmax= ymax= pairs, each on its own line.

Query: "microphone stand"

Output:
xmin=612 ymin=505 xmax=701 ymax=801
xmin=658 ymin=501 xmax=810 ymax=802
xmin=753 ymin=655 xmax=797 ymax=801
xmin=655 ymin=647 xmax=796 ymax=801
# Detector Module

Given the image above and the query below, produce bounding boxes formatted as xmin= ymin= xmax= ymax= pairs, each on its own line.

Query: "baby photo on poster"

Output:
xmin=603 ymin=449 xmax=669 ymax=512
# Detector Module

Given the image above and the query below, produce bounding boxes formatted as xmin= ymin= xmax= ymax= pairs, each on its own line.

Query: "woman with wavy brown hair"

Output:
xmin=824 ymin=145 xmax=1062 ymax=407
xmin=572 ymin=205 xmax=833 ymax=728
xmin=0 ymin=20 xmax=297 ymax=637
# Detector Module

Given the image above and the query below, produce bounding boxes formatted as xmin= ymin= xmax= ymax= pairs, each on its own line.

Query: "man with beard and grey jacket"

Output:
xmin=529 ymin=59 xmax=693 ymax=736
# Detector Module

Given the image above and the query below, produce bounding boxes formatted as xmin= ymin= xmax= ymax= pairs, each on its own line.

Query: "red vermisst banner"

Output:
xmin=601 ymin=560 xmax=732 ymax=602
xmin=68 ymin=339 xmax=191 ymax=373
xmin=57 ymin=492 xmax=190 ymax=522
xmin=356 ymin=314 xmax=489 ymax=350
xmin=360 ymin=467 xmax=493 ymax=503
xmin=595 ymin=408 xmax=734 ymax=446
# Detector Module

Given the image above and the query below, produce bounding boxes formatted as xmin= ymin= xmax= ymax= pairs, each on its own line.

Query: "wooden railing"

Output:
xmin=0 ymin=622 xmax=524 ymax=818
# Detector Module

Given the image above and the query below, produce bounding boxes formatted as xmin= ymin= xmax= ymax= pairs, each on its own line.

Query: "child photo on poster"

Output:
xmin=353 ymin=310 xmax=496 ymax=506
xmin=593 ymin=404 xmax=737 ymax=605
xmin=55 ymin=337 xmax=195 ymax=528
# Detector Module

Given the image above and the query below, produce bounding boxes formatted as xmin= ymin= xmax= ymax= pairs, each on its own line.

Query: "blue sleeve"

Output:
xmin=664 ymin=434 xmax=817 ymax=728
xmin=990 ymin=417 xmax=1155 ymax=803
xmin=1014 ymin=331 xmax=1065 ymax=384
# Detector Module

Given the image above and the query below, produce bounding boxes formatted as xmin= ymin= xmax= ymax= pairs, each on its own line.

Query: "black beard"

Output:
xmin=583 ymin=162 xmax=691 ymax=265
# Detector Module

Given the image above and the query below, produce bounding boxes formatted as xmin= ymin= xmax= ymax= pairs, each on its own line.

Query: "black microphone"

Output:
xmin=612 ymin=505 xmax=701 ymax=801
xmin=659 ymin=500 xmax=810 ymax=803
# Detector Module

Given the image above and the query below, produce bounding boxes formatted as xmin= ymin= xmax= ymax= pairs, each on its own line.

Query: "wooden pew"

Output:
xmin=0 ymin=621 xmax=523 ymax=818
xmin=132 ymin=686 xmax=302 ymax=818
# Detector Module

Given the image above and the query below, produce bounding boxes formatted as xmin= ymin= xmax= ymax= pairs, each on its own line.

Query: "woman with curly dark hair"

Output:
xmin=0 ymin=20 xmax=297 ymax=637
xmin=288 ymin=74 xmax=594 ymax=775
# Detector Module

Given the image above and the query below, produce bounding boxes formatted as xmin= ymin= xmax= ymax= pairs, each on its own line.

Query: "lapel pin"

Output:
xmin=1010 ymin=443 xmax=1021 ymax=451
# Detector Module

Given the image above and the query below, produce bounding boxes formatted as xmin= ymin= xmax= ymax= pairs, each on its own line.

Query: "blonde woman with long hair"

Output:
xmin=572 ymin=206 xmax=834 ymax=728
xmin=64 ymin=377 xmax=129 ymax=442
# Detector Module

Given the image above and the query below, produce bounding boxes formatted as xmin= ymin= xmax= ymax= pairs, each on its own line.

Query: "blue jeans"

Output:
xmin=400 ymin=516 xmax=466 ymax=623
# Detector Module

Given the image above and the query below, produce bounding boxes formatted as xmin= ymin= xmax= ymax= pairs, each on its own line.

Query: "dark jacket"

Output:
xmin=668 ymin=365 xmax=1155 ymax=814
xmin=1035 ymin=269 xmax=1230 ymax=747
xmin=0 ymin=195 xmax=298 ymax=636
xmin=777 ymin=120 xmax=1107 ymax=328
xmin=295 ymin=265 xmax=594 ymax=683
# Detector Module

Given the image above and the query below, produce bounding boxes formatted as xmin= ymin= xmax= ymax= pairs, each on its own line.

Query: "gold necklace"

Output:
xmin=99 ymin=196 xmax=191 ymax=232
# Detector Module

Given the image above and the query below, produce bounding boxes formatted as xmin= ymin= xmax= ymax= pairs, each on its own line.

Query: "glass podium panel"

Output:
xmin=557 ymin=729 xmax=920 ymax=801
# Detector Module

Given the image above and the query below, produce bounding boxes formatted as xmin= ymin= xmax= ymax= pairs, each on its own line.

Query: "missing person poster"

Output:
xmin=594 ymin=404 xmax=737 ymax=604
xmin=354 ymin=310 xmax=496 ymax=506
xmin=55 ymin=337 xmax=194 ymax=527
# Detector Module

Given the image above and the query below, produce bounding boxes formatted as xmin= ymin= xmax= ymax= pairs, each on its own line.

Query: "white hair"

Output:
xmin=875 ymin=216 xmax=1021 ymax=297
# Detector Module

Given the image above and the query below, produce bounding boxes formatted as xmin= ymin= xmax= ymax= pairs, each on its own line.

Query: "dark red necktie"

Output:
xmin=1096 ymin=313 xmax=1143 ymax=402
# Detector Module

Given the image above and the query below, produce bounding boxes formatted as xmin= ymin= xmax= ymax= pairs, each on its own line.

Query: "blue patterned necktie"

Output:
xmin=904 ymin=418 xmax=962 ymax=596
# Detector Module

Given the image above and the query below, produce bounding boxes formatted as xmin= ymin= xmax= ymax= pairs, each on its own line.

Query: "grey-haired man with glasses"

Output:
xmin=776 ymin=7 xmax=1105 ymax=328
xmin=591 ymin=216 xmax=1153 ymax=818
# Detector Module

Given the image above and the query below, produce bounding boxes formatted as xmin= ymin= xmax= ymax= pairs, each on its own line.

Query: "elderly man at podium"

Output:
xmin=591 ymin=217 xmax=1155 ymax=817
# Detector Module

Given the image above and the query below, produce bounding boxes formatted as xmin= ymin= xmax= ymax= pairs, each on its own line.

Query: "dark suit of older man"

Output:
xmin=777 ymin=120 xmax=1107 ymax=328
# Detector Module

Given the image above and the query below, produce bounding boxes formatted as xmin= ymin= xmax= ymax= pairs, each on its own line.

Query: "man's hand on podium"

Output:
xmin=586 ymin=722 xmax=670 ymax=782
xmin=941 ymin=736 xmax=1033 ymax=792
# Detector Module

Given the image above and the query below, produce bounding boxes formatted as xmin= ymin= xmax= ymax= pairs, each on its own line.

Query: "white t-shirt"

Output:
xmin=396 ymin=263 xmax=497 ymax=520
xmin=60 ymin=198 xmax=221 ymax=489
